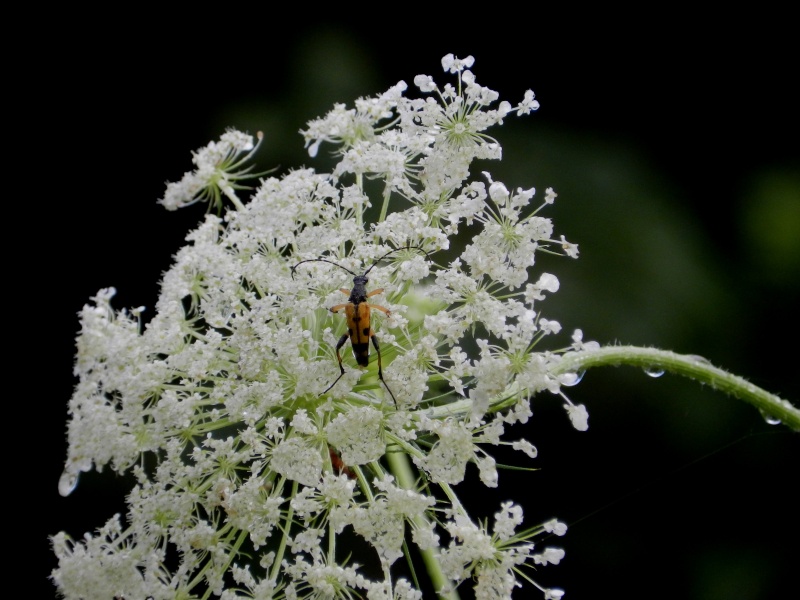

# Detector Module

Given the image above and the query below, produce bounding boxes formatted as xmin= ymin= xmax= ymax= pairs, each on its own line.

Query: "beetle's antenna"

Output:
xmin=362 ymin=245 xmax=430 ymax=277
xmin=291 ymin=258 xmax=358 ymax=279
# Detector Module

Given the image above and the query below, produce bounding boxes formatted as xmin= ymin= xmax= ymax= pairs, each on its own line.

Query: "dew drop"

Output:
xmin=687 ymin=354 xmax=712 ymax=365
xmin=560 ymin=370 xmax=585 ymax=387
xmin=759 ymin=409 xmax=782 ymax=425
xmin=58 ymin=469 xmax=79 ymax=497
xmin=644 ymin=367 xmax=665 ymax=378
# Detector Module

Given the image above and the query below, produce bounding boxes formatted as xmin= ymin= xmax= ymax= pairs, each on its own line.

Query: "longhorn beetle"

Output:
xmin=329 ymin=446 xmax=356 ymax=479
xmin=291 ymin=246 xmax=428 ymax=405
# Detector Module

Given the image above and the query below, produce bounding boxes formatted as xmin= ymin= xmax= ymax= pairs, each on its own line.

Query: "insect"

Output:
xmin=291 ymin=246 xmax=428 ymax=405
xmin=329 ymin=446 xmax=356 ymax=479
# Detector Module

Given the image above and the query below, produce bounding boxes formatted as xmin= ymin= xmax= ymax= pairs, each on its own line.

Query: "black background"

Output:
xmin=28 ymin=12 xmax=798 ymax=599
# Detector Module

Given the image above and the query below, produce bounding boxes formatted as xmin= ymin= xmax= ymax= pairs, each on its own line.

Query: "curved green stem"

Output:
xmin=420 ymin=346 xmax=799 ymax=432
xmin=551 ymin=346 xmax=799 ymax=431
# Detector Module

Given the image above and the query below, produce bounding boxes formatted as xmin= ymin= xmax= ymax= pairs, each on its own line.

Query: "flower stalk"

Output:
xmin=553 ymin=346 xmax=800 ymax=431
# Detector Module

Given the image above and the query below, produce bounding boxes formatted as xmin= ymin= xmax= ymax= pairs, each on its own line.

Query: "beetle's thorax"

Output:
xmin=349 ymin=275 xmax=369 ymax=304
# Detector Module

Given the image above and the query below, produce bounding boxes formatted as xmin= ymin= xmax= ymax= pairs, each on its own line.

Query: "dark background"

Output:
xmin=31 ymin=14 xmax=798 ymax=599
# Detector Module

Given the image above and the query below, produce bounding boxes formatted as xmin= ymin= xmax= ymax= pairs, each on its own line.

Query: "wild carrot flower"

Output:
xmin=53 ymin=53 xmax=591 ymax=600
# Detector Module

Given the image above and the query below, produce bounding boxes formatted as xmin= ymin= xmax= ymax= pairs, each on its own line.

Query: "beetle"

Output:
xmin=329 ymin=446 xmax=356 ymax=479
xmin=291 ymin=246 xmax=428 ymax=405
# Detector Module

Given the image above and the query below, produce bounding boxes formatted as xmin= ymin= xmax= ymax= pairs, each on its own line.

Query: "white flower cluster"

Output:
xmin=160 ymin=129 xmax=264 ymax=212
xmin=54 ymin=54 xmax=588 ymax=599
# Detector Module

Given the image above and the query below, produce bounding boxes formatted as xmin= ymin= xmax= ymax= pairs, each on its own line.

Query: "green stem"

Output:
xmin=199 ymin=527 xmax=249 ymax=600
xmin=355 ymin=173 xmax=364 ymax=231
xmin=551 ymin=346 xmax=800 ymax=431
xmin=378 ymin=184 xmax=392 ymax=224
xmin=269 ymin=478 xmax=296 ymax=582
xmin=223 ymin=189 xmax=247 ymax=212
xmin=420 ymin=346 xmax=799 ymax=432
xmin=386 ymin=451 xmax=460 ymax=600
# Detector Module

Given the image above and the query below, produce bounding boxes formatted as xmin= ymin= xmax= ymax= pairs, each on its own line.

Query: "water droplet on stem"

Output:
xmin=58 ymin=470 xmax=79 ymax=497
xmin=561 ymin=370 xmax=585 ymax=387
xmin=644 ymin=367 xmax=665 ymax=378
xmin=759 ymin=409 xmax=782 ymax=425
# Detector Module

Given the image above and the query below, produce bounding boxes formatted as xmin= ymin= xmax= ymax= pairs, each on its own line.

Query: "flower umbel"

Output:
xmin=159 ymin=129 xmax=266 ymax=213
xmin=54 ymin=54 xmax=586 ymax=599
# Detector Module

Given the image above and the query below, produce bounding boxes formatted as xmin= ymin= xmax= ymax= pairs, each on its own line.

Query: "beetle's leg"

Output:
xmin=366 ymin=302 xmax=390 ymax=316
xmin=364 ymin=301 xmax=395 ymax=405
xmin=370 ymin=333 xmax=397 ymax=406
xmin=366 ymin=287 xmax=384 ymax=298
xmin=322 ymin=332 xmax=350 ymax=395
